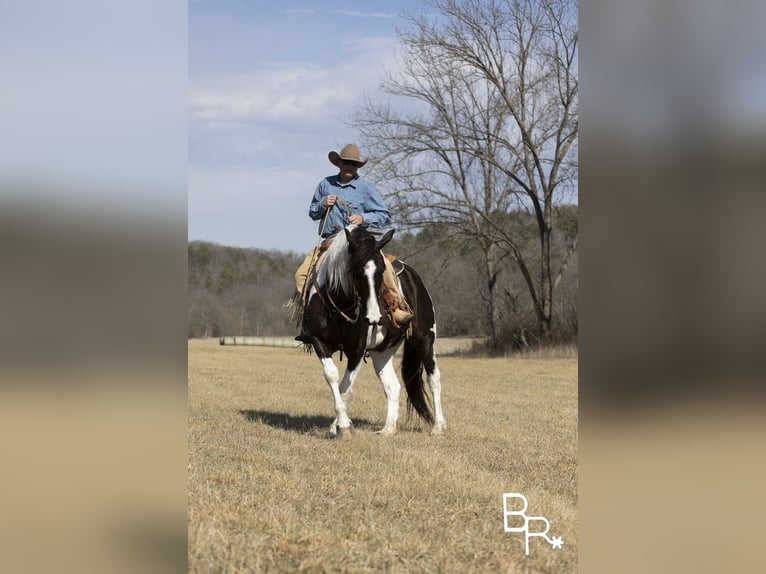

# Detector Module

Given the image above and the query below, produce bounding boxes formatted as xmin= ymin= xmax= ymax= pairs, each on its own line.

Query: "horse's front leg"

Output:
xmin=370 ymin=346 xmax=401 ymax=435
xmin=320 ymin=357 xmax=352 ymax=439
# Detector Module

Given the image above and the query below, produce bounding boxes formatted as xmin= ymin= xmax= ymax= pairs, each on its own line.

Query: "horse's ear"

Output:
xmin=345 ymin=227 xmax=358 ymax=253
xmin=376 ymin=229 xmax=395 ymax=251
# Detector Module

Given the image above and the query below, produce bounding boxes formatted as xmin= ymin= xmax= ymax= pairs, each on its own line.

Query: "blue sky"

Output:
xmin=189 ymin=1 xmax=427 ymax=253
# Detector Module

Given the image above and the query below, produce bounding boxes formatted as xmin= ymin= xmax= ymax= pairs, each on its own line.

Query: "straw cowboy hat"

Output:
xmin=328 ymin=144 xmax=368 ymax=168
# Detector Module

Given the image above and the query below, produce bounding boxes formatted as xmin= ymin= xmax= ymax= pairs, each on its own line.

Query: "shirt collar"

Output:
xmin=333 ymin=174 xmax=358 ymax=189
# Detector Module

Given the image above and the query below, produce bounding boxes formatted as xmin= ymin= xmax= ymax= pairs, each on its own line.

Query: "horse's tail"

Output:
xmin=401 ymin=339 xmax=434 ymax=426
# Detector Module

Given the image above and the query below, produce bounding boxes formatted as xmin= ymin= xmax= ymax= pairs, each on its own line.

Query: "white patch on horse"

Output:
xmin=363 ymin=260 xmax=382 ymax=325
xmin=369 ymin=345 xmax=401 ymax=435
xmin=339 ymin=360 xmax=364 ymax=401
xmin=366 ymin=324 xmax=385 ymax=349
xmin=320 ymin=357 xmax=351 ymax=435
xmin=427 ymin=365 xmax=447 ymax=435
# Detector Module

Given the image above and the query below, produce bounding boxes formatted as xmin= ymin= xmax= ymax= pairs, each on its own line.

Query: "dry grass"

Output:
xmin=188 ymin=339 xmax=577 ymax=573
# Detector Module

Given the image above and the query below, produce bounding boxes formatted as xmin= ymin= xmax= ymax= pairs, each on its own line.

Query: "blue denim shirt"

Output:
xmin=308 ymin=174 xmax=392 ymax=237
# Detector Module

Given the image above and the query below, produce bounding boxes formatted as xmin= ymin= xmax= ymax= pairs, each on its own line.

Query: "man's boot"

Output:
xmin=292 ymin=245 xmax=325 ymax=340
xmin=380 ymin=283 xmax=413 ymax=328
xmin=381 ymin=257 xmax=413 ymax=328
xmin=294 ymin=301 xmax=315 ymax=344
xmin=392 ymin=307 xmax=414 ymax=327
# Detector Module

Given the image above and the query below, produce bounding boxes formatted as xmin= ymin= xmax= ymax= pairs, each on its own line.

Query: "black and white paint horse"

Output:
xmin=298 ymin=225 xmax=446 ymax=438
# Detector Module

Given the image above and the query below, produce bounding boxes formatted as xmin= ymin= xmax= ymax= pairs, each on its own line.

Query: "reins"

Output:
xmin=305 ymin=197 xmax=353 ymax=281
xmin=314 ymin=279 xmax=360 ymax=323
xmin=301 ymin=197 xmax=363 ymax=323
xmin=318 ymin=197 xmax=352 ymax=237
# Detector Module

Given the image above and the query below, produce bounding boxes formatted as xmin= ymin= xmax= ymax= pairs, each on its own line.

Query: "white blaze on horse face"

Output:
xmin=363 ymin=260 xmax=382 ymax=325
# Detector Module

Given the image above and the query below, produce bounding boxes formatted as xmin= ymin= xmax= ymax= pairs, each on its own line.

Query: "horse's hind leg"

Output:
xmin=426 ymin=362 xmax=447 ymax=435
xmin=370 ymin=346 xmax=401 ymax=435
xmin=421 ymin=346 xmax=447 ymax=435
xmin=339 ymin=361 xmax=363 ymax=403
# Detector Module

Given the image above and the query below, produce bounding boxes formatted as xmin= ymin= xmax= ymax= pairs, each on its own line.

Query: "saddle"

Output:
xmin=385 ymin=254 xmax=405 ymax=275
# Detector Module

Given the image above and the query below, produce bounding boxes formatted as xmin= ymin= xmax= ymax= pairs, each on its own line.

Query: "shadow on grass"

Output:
xmin=238 ymin=409 xmax=375 ymax=435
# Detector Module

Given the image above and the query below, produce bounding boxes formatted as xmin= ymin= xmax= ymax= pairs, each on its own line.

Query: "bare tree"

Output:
xmin=355 ymin=0 xmax=577 ymax=344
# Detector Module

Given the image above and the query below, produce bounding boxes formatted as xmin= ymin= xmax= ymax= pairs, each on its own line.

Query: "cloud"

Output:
xmin=190 ymin=65 xmax=338 ymax=125
xmin=188 ymin=14 xmax=404 ymax=250
xmin=189 ymin=36 xmax=398 ymax=128
xmin=334 ymin=10 xmax=396 ymax=19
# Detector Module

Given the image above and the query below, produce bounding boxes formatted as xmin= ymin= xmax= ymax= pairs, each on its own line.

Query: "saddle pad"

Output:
xmin=383 ymin=253 xmax=405 ymax=275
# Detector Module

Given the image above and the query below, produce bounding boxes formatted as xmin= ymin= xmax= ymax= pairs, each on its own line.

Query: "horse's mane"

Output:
xmin=317 ymin=225 xmax=354 ymax=295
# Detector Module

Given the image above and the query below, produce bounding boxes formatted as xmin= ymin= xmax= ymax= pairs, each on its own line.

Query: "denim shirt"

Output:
xmin=308 ymin=174 xmax=392 ymax=237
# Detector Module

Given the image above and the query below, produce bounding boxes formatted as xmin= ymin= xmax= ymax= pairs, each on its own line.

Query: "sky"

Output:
xmin=189 ymin=0 xmax=428 ymax=253
xmin=1 ymin=1 xmax=186 ymax=218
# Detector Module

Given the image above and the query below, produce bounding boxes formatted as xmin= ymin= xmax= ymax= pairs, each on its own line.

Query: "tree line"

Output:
xmin=187 ymin=210 xmax=577 ymax=351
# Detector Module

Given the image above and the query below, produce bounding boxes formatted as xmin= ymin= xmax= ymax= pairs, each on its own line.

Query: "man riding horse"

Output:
xmin=293 ymin=144 xmax=413 ymax=340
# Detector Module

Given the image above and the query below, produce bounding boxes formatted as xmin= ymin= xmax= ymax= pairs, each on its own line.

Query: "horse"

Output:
xmin=296 ymin=225 xmax=447 ymax=439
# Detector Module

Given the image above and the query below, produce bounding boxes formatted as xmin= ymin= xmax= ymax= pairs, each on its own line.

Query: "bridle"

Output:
xmin=313 ymin=278 xmax=360 ymax=324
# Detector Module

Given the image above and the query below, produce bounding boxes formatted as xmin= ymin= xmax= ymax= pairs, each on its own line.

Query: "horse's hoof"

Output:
xmin=337 ymin=427 xmax=353 ymax=440
xmin=374 ymin=426 xmax=396 ymax=436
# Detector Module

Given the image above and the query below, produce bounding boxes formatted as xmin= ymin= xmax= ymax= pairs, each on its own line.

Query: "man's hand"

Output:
xmin=348 ymin=214 xmax=363 ymax=225
xmin=322 ymin=195 xmax=338 ymax=208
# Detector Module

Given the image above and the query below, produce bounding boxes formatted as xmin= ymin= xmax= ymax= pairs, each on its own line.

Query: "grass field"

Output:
xmin=188 ymin=339 xmax=578 ymax=573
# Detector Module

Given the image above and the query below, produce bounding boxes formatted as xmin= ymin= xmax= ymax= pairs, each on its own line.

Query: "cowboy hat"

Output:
xmin=328 ymin=144 xmax=368 ymax=168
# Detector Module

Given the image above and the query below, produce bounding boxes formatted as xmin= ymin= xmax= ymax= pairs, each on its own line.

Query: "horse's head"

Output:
xmin=344 ymin=226 xmax=394 ymax=326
